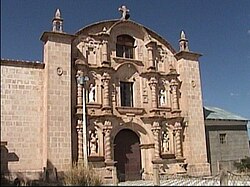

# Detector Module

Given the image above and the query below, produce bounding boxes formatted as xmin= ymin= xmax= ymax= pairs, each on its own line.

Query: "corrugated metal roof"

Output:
xmin=204 ymin=106 xmax=249 ymax=121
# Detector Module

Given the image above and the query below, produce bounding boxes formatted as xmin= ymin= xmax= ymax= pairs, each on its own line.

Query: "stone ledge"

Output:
xmin=113 ymin=57 xmax=144 ymax=66
xmin=116 ymin=106 xmax=145 ymax=115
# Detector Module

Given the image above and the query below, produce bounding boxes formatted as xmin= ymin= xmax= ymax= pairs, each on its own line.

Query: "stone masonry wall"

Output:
xmin=42 ymin=34 xmax=73 ymax=171
xmin=205 ymin=120 xmax=250 ymax=175
xmin=177 ymin=56 xmax=210 ymax=176
xmin=0 ymin=61 xmax=44 ymax=173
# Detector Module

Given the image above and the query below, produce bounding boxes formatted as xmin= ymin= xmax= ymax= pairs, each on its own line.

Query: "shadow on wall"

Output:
xmin=0 ymin=142 xmax=64 ymax=185
xmin=1 ymin=141 xmax=19 ymax=185
xmin=1 ymin=141 xmax=19 ymax=174
xmin=46 ymin=159 xmax=60 ymax=182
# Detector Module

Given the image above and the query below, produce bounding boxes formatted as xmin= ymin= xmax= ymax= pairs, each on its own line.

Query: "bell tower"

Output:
xmin=41 ymin=8 xmax=74 ymax=171
xmin=176 ymin=30 xmax=211 ymax=176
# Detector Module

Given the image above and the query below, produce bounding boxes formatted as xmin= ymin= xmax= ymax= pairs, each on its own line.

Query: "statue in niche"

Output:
xmin=88 ymin=84 xmax=96 ymax=102
xmin=89 ymin=130 xmax=98 ymax=156
xmin=162 ymin=130 xmax=170 ymax=153
xmin=159 ymin=89 xmax=166 ymax=106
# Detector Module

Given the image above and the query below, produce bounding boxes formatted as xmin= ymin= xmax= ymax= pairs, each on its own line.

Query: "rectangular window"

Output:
xmin=116 ymin=44 xmax=124 ymax=57
xmin=219 ymin=133 xmax=226 ymax=144
xmin=120 ymin=81 xmax=133 ymax=107
xmin=124 ymin=46 xmax=133 ymax=58
xmin=116 ymin=44 xmax=134 ymax=59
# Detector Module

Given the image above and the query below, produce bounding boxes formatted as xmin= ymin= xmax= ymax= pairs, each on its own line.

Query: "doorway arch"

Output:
xmin=114 ymin=129 xmax=142 ymax=181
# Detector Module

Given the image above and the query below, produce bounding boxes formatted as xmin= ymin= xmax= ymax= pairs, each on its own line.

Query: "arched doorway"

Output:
xmin=114 ymin=129 xmax=142 ymax=182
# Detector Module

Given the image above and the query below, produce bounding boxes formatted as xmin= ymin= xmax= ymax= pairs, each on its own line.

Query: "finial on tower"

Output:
xmin=118 ymin=5 xmax=130 ymax=20
xmin=181 ymin=30 xmax=186 ymax=40
xmin=179 ymin=30 xmax=189 ymax=51
xmin=52 ymin=8 xmax=63 ymax=32
xmin=55 ymin=9 xmax=61 ymax=19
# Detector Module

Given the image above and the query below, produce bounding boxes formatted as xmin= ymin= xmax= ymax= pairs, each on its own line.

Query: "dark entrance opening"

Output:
xmin=114 ymin=129 xmax=142 ymax=182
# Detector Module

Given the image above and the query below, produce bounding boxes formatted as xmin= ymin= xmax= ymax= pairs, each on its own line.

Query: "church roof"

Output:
xmin=204 ymin=106 xmax=248 ymax=121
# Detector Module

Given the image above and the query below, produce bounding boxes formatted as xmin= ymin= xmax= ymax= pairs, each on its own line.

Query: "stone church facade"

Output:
xmin=1 ymin=7 xmax=212 ymax=183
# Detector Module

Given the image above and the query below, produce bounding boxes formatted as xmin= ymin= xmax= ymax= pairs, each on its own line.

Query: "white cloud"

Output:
xmin=248 ymin=30 xmax=250 ymax=35
xmin=230 ymin=92 xmax=239 ymax=96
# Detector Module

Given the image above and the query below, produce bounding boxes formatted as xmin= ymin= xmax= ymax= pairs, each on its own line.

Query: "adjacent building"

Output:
xmin=204 ymin=106 xmax=249 ymax=175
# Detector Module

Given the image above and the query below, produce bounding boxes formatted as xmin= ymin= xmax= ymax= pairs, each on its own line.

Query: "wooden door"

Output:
xmin=114 ymin=129 xmax=141 ymax=182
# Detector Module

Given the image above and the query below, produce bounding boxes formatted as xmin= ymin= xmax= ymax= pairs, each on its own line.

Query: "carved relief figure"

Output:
xmin=88 ymin=84 xmax=96 ymax=102
xmin=162 ymin=130 xmax=170 ymax=153
xmin=89 ymin=130 xmax=98 ymax=156
xmin=159 ymin=89 xmax=166 ymax=106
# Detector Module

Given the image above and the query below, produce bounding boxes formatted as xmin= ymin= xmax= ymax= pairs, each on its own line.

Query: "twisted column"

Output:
xmin=170 ymin=79 xmax=179 ymax=110
xmin=151 ymin=121 xmax=161 ymax=159
xmin=174 ymin=122 xmax=183 ymax=158
xmin=76 ymin=119 xmax=83 ymax=163
xmin=102 ymin=73 xmax=111 ymax=108
xmin=75 ymin=69 xmax=88 ymax=168
xmin=149 ymin=77 xmax=158 ymax=108
xmin=77 ymin=83 xmax=83 ymax=106
xmin=76 ymin=70 xmax=84 ymax=106
xmin=103 ymin=120 xmax=112 ymax=162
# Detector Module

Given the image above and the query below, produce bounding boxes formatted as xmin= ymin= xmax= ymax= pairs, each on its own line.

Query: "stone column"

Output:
xmin=174 ymin=122 xmax=183 ymax=159
xmin=149 ymin=77 xmax=158 ymax=109
xmin=170 ymin=79 xmax=179 ymax=110
xmin=76 ymin=70 xmax=84 ymax=106
xmin=76 ymin=119 xmax=83 ymax=164
xmin=102 ymin=40 xmax=108 ymax=62
xmin=151 ymin=121 xmax=161 ymax=159
xmin=148 ymin=45 xmax=154 ymax=68
xmin=165 ymin=81 xmax=171 ymax=108
xmin=77 ymin=82 xmax=83 ymax=106
xmin=153 ymin=164 xmax=160 ymax=186
xmin=102 ymin=72 xmax=111 ymax=108
xmin=76 ymin=70 xmax=84 ymax=164
xmin=103 ymin=120 xmax=112 ymax=162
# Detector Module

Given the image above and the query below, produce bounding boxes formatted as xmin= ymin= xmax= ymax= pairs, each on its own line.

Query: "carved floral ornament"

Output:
xmin=191 ymin=80 xmax=196 ymax=88
xmin=149 ymin=77 xmax=158 ymax=88
xmin=57 ymin=67 xmax=63 ymax=76
xmin=102 ymin=72 xmax=111 ymax=81
xmin=103 ymin=120 xmax=112 ymax=133
xmin=157 ymin=45 xmax=168 ymax=62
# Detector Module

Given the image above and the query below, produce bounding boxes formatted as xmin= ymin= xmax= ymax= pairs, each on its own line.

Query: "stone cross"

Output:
xmin=118 ymin=5 xmax=129 ymax=20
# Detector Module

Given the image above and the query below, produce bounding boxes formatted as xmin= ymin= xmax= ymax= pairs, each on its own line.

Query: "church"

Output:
xmin=1 ymin=6 xmax=249 ymax=184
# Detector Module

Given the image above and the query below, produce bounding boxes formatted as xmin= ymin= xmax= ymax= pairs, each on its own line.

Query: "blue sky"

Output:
xmin=1 ymin=0 xmax=250 ymax=136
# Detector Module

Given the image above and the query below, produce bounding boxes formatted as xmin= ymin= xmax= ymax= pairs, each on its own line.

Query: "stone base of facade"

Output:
xmin=160 ymin=163 xmax=187 ymax=175
xmin=186 ymin=163 xmax=211 ymax=176
xmin=94 ymin=165 xmax=118 ymax=185
xmin=1 ymin=170 xmax=45 ymax=185
xmin=142 ymin=162 xmax=188 ymax=180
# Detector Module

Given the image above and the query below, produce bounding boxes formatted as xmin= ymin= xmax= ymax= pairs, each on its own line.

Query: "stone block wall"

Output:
xmin=0 ymin=60 xmax=44 ymax=173
xmin=205 ymin=120 xmax=250 ymax=175
xmin=177 ymin=53 xmax=211 ymax=176
xmin=41 ymin=33 xmax=73 ymax=171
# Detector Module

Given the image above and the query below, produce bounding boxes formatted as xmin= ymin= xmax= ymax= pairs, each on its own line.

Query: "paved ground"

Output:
xmin=117 ymin=179 xmax=220 ymax=186
xmin=115 ymin=178 xmax=250 ymax=186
